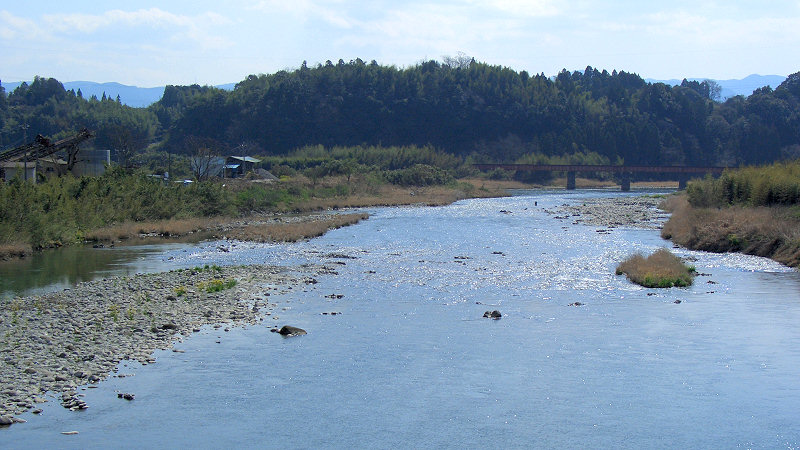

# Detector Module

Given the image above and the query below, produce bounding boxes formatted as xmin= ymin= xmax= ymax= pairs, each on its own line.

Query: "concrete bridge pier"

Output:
xmin=620 ymin=173 xmax=631 ymax=191
xmin=566 ymin=171 xmax=576 ymax=190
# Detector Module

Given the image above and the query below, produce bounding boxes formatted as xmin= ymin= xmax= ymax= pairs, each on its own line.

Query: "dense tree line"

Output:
xmin=0 ymin=76 xmax=158 ymax=163
xmin=2 ymin=61 xmax=800 ymax=168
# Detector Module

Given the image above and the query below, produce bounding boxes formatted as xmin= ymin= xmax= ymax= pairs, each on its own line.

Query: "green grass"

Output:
xmin=108 ymin=304 xmax=120 ymax=322
xmin=199 ymin=279 xmax=238 ymax=293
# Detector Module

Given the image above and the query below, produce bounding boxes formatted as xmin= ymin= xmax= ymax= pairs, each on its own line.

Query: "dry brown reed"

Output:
xmin=85 ymin=217 xmax=227 ymax=242
xmin=294 ymin=184 xmax=502 ymax=211
xmin=222 ymin=213 xmax=368 ymax=243
xmin=661 ymin=195 xmax=800 ymax=267
xmin=616 ymin=248 xmax=695 ymax=288
xmin=0 ymin=243 xmax=32 ymax=260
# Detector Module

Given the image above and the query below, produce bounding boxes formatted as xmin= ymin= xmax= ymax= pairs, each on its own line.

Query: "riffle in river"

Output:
xmin=3 ymin=189 xmax=799 ymax=449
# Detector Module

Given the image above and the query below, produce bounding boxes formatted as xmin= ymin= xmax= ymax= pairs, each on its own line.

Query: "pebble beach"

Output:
xmin=550 ymin=195 xmax=670 ymax=229
xmin=0 ymin=263 xmax=330 ymax=424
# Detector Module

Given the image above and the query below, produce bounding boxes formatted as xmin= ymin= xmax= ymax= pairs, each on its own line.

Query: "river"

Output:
xmin=3 ymin=189 xmax=799 ymax=449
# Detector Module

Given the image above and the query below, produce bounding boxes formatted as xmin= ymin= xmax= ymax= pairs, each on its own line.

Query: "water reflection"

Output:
xmin=0 ymin=243 xmax=192 ymax=299
xmin=3 ymin=190 xmax=800 ymax=448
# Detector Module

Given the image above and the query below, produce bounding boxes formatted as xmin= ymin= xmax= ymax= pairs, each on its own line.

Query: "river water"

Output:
xmin=3 ymin=190 xmax=799 ymax=449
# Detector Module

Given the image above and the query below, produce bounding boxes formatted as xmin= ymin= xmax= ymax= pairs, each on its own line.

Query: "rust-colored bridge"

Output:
xmin=473 ymin=164 xmax=728 ymax=191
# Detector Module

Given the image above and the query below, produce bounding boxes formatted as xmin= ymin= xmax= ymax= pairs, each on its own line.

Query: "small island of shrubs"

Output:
xmin=616 ymin=248 xmax=696 ymax=288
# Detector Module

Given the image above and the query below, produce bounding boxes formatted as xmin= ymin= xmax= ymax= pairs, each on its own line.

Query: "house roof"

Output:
xmin=1 ymin=161 xmax=35 ymax=168
xmin=227 ymin=156 xmax=261 ymax=163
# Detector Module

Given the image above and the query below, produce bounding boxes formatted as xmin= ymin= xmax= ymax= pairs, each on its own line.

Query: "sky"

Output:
xmin=2 ymin=1 xmax=799 ymax=87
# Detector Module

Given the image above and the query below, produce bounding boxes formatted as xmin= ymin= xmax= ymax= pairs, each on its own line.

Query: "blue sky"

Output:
xmin=2 ymin=1 xmax=799 ymax=87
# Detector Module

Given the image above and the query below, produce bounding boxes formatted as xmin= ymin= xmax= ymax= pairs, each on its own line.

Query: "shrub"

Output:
xmin=384 ymin=164 xmax=454 ymax=186
xmin=487 ymin=168 xmax=512 ymax=180
xmin=687 ymin=160 xmax=800 ymax=208
xmin=616 ymin=248 xmax=695 ymax=288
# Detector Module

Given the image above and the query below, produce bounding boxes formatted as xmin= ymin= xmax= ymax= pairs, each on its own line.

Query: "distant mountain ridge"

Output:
xmin=0 ymin=81 xmax=236 ymax=108
xmin=646 ymin=74 xmax=786 ymax=100
xmin=1 ymin=75 xmax=786 ymax=107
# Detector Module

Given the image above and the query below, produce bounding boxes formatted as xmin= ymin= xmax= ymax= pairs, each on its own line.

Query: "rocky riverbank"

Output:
xmin=0 ymin=263 xmax=330 ymax=424
xmin=550 ymin=195 xmax=670 ymax=229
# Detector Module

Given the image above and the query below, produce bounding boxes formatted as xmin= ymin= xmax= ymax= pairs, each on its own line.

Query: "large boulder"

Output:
xmin=483 ymin=310 xmax=502 ymax=319
xmin=278 ymin=325 xmax=307 ymax=337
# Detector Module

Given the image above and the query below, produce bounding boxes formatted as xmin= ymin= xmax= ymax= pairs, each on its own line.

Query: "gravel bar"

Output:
xmin=0 ymin=263 xmax=330 ymax=423
xmin=550 ymin=195 xmax=670 ymax=229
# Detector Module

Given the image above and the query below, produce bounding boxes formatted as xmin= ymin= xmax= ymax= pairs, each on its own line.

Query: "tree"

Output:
xmin=705 ymin=79 xmax=722 ymax=102
xmin=0 ymin=80 xmax=6 ymax=111
xmin=185 ymin=136 xmax=221 ymax=181
xmin=442 ymin=52 xmax=474 ymax=69
xmin=106 ymin=124 xmax=139 ymax=168
xmin=190 ymin=146 xmax=219 ymax=181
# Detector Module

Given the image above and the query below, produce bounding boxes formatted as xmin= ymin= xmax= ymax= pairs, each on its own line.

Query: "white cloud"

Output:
xmin=335 ymin=2 xmax=539 ymax=52
xmin=0 ymin=10 xmax=50 ymax=41
xmin=34 ymin=8 xmax=235 ymax=51
xmin=42 ymin=8 xmax=231 ymax=33
xmin=4 ymin=2 xmax=799 ymax=85
xmin=473 ymin=0 xmax=560 ymax=17
xmin=637 ymin=10 xmax=800 ymax=46
xmin=249 ymin=0 xmax=355 ymax=28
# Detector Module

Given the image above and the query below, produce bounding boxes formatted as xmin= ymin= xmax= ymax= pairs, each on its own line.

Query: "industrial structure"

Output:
xmin=0 ymin=129 xmax=95 ymax=182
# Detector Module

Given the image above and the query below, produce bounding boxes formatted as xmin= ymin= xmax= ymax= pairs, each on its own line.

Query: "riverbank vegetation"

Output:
xmin=661 ymin=161 xmax=800 ymax=268
xmin=0 ymin=153 xmax=501 ymax=258
xmin=3 ymin=60 xmax=800 ymax=259
xmin=4 ymin=64 xmax=800 ymax=176
xmin=616 ymin=248 xmax=696 ymax=288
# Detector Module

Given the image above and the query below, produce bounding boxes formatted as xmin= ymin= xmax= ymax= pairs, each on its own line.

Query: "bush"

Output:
xmin=487 ymin=168 xmax=512 ymax=180
xmin=616 ymin=248 xmax=695 ymax=288
xmin=687 ymin=160 xmax=800 ymax=208
xmin=384 ymin=164 xmax=454 ymax=186
xmin=0 ymin=169 xmax=240 ymax=248
xmin=270 ymin=164 xmax=296 ymax=177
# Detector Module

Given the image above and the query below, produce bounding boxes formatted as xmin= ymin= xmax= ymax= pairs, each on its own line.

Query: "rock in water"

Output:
xmin=278 ymin=325 xmax=307 ymax=337
xmin=483 ymin=310 xmax=502 ymax=319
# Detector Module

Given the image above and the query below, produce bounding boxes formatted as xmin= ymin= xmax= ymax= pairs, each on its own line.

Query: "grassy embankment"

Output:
xmin=0 ymin=148 xmax=508 ymax=259
xmin=616 ymin=248 xmax=696 ymax=288
xmin=661 ymin=161 xmax=800 ymax=268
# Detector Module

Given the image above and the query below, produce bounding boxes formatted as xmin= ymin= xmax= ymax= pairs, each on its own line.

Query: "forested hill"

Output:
xmin=3 ymin=59 xmax=800 ymax=168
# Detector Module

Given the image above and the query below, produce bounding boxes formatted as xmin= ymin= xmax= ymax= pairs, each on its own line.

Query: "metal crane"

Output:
xmin=0 ymin=128 xmax=94 ymax=171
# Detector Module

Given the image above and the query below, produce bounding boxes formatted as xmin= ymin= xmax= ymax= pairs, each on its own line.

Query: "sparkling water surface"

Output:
xmin=3 ymin=190 xmax=799 ymax=449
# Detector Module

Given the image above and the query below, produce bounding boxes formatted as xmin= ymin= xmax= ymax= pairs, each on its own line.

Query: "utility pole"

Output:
xmin=21 ymin=123 xmax=29 ymax=182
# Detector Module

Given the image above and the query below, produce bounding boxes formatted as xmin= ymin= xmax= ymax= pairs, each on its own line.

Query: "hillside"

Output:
xmin=2 ymin=62 xmax=799 ymax=170
xmin=3 ymin=75 xmax=783 ymax=109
